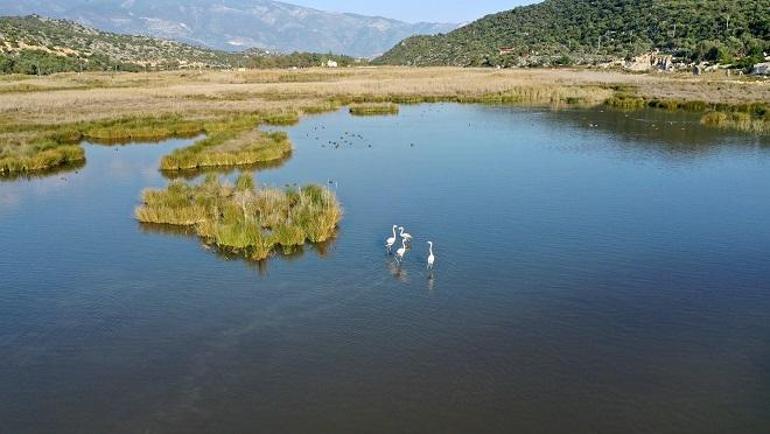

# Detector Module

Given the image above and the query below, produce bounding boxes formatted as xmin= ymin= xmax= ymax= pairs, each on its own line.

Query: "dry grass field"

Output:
xmin=1 ymin=67 xmax=769 ymax=175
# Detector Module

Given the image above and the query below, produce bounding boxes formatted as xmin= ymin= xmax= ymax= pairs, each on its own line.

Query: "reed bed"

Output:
xmin=135 ymin=174 xmax=342 ymax=260
xmin=2 ymin=67 xmax=770 ymax=176
xmin=349 ymin=103 xmax=400 ymax=116
xmin=0 ymin=144 xmax=84 ymax=174
xmin=160 ymin=128 xmax=292 ymax=171
xmin=701 ymin=111 xmax=770 ymax=134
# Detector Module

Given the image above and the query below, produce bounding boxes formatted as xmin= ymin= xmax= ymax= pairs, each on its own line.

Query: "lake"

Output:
xmin=2 ymin=104 xmax=769 ymax=433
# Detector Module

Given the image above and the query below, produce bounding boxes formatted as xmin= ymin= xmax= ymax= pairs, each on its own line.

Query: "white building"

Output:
xmin=325 ymin=60 xmax=338 ymax=68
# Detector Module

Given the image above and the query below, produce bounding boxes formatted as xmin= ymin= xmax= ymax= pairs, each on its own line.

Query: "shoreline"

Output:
xmin=1 ymin=67 xmax=768 ymax=175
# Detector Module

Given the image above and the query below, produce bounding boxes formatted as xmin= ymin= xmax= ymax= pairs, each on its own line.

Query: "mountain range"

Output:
xmin=0 ymin=0 xmax=457 ymax=58
xmin=0 ymin=15 xmax=361 ymax=74
xmin=377 ymin=0 xmax=770 ymax=67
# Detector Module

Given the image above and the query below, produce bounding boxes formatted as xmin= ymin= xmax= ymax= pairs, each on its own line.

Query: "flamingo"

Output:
xmin=385 ymin=225 xmax=398 ymax=253
xmin=395 ymin=238 xmax=408 ymax=263
xmin=398 ymin=226 xmax=413 ymax=244
xmin=427 ymin=241 xmax=436 ymax=269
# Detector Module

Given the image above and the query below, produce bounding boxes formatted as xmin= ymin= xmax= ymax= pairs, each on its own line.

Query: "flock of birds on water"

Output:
xmin=384 ymin=225 xmax=436 ymax=270
xmin=308 ymin=124 xmax=416 ymax=150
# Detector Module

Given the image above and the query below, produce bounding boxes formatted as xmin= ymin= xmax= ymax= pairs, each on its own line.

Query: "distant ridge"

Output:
xmin=376 ymin=0 xmax=770 ymax=67
xmin=0 ymin=15 xmax=360 ymax=74
xmin=0 ymin=0 xmax=458 ymax=58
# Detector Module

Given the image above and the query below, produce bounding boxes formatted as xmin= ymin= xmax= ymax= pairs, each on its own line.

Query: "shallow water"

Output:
xmin=2 ymin=105 xmax=770 ymax=433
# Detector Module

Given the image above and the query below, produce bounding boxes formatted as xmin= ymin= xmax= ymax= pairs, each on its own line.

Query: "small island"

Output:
xmin=349 ymin=103 xmax=400 ymax=116
xmin=135 ymin=174 xmax=342 ymax=261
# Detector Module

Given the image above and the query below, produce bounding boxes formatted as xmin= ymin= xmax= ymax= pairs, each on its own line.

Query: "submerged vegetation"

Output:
xmin=135 ymin=174 xmax=342 ymax=261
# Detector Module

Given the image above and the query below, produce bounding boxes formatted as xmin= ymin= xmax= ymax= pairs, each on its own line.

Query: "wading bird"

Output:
xmin=427 ymin=241 xmax=436 ymax=269
xmin=399 ymin=226 xmax=413 ymax=244
xmin=395 ymin=238 xmax=408 ymax=263
xmin=385 ymin=225 xmax=398 ymax=253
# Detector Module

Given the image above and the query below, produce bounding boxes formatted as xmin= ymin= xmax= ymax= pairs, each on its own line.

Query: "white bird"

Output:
xmin=427 ymin=241 xmax=436 ymax=269
xmin=385 ymin=225 xmax=397 ymax=253
xmin=398 ymin=226 xmax=413 ymax=244
xmin=395 ymin=238 xmax=408 ymax=263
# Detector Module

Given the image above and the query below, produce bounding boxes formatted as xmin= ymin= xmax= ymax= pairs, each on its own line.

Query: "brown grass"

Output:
xmin=1 ymin=67 xmax=769 ymax=174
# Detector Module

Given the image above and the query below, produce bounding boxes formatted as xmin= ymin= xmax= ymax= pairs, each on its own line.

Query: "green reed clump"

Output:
xmin=135 ymin=174 xmax=342 ymax=261
xmin=701 ymin=111 xmax=770 ymax=134
xmin=471 ymin=86 xmax=613 ymax=107
xmin=647 ymin=99 xmax=709 ymax=112
xmin=261 ymin=111 xmax=300 ymax=126
xmin=301 ymin=100 xmax=343 ymax=114
xmin=1 ymin=113 xmax=261 ymax=175
xmin=0 ymin=143 xmax=85 ymax=174
xmin=605 ymin=93 xmax=647 ymax=110
xmin=349 ymin=103 xmax=400 ymax=116
xmin=160 ymin=128 xmax=292 ymax=171
xmin=82 ymin=115 xmax=205 ymax=143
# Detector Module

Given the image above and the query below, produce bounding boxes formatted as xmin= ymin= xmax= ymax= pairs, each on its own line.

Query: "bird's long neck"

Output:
xmin=399 ymin=227 xmax=404 ymax=236
xmin=392 ymin=227 xmax=397 ymax=237
xmin=429 ymin=244 xmax=434 ymax=256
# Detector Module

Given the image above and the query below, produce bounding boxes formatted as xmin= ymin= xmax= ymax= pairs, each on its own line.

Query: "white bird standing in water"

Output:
xmin=398 ymin=226 xmax=413 ymax=244
xmin=427 ymin=241 xmax=436 ymax=269
xmin=395 ymin=238 xmax=408 ymax=263
xmin=385 ymin=225 xmax=398 ymax=253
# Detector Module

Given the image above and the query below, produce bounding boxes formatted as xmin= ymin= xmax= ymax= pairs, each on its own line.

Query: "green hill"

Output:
xmin=0 ymin=15 xmax=361 ymax=75
xmin=376 ymin=0 xmax=770 ymax=68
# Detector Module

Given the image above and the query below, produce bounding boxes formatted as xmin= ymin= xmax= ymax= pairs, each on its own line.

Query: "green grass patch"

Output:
xmin=82 ymin=115 xmax=205 ymax=144
xmin=605 ymin=93 xmax=647 ymax=110
xmin=135 ymin=174 xmax=342 ymax=261
xmin=160 ymin=127 xmax=292 ymax=171
xmin=0 ymin=112 xmax=295 ymax=175
xmin=349 ymin=103 xmax=400 ymax=116
xmin=0 ymin=143 xmax=84 ymax=174
xmin=701 ymin=111 xmax=770 ymax=134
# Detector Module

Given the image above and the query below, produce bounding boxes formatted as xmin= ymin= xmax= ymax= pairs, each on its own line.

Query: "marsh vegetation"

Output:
xmin=349 ymin=103 xmax=400 ymax=116
xmin=2 ymin=67 xmax=769 ymax=176
xmin=701 ymin=111 xmax=770 ymax=134
xmin=135 ymin=174 xmax=342 ymax=261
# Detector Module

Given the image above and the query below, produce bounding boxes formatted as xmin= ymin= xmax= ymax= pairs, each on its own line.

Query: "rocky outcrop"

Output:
xmin=752 ymin=63 xmax=770 ymax=76
xmin=624 ymin=52 xmax=673 ymax=72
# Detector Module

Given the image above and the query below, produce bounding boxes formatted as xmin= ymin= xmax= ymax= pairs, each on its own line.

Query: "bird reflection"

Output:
xmin=387 ymin=259 xmax=409 ymax=283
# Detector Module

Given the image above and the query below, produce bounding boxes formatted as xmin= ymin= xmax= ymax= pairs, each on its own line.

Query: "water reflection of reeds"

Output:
xmin=138 ymin=222 xmax=338 ymax=271
xmin=0 ymin=159 xmax=86 ymax=182
xmin=160 ymin=151 xmax=292 ymax=181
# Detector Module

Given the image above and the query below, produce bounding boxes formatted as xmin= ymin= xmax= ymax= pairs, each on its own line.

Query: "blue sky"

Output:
xmin=288 ymin=1 xmax=537 ymax=24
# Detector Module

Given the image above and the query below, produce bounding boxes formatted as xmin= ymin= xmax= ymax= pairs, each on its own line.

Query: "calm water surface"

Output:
xmin=1 ymin=105 xmax=770 ymax=433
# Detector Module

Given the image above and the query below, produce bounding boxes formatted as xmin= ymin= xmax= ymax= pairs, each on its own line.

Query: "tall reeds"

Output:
xmin=0 ymin=144 xmax=84 ymax=174
xmin=135 ymin=174 xmax=342 ymax=261
xmin=4 ymin=67 xmax=770 ymax=176
xmin=701 ymin=111 xmax=770 ymax=134
xmin=160 ymin=129 xmax=292 ymax=171
xmin=349 ymin=103 xmax=400 ymax=116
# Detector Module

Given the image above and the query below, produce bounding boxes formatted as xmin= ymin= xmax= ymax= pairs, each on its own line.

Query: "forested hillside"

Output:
xmin=0 ymin=16 xmax=360 ymax=75
xmin=376 ymin=0 xmax=770 ymax=67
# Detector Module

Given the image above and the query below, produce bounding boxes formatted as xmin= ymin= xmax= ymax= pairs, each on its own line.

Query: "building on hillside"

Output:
xmin=325 ymin=60 xmax=338 ymax=68
xmin=498 ymin=47 xmax=516 ymax=56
